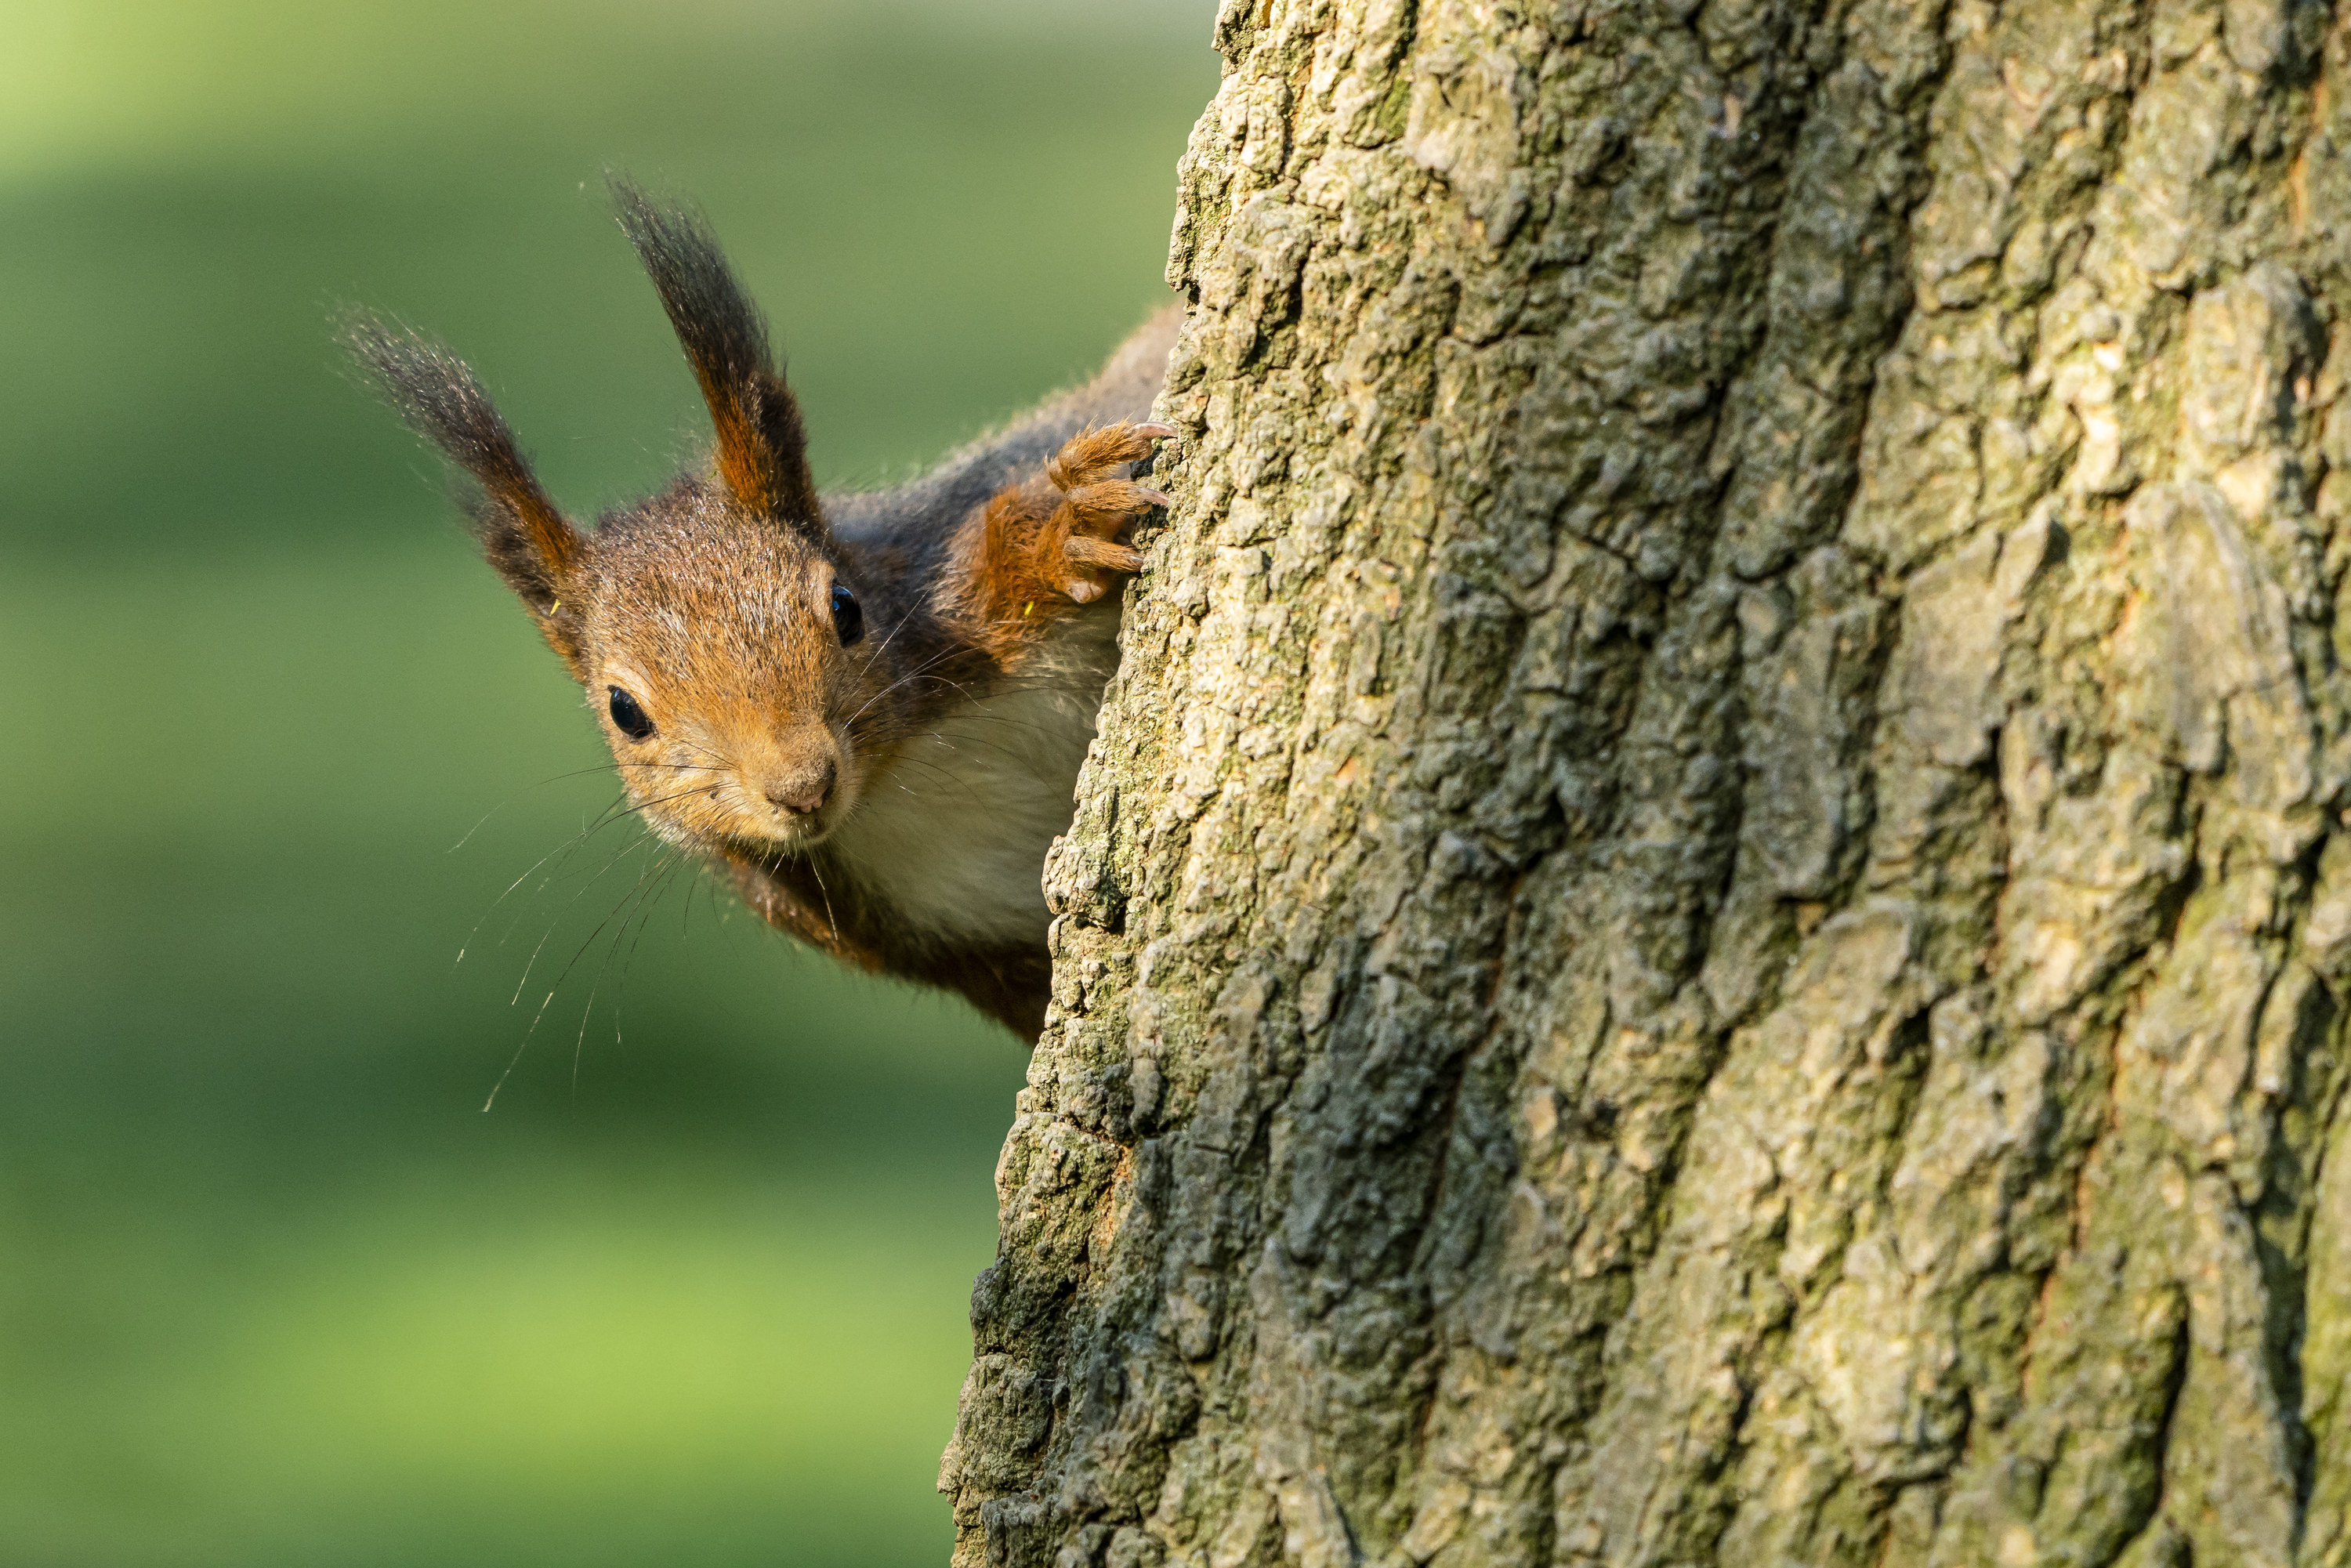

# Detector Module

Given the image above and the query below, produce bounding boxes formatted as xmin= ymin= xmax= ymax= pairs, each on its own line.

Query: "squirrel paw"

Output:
xmin=1039 ymin=422 xmax=1173 ymax=604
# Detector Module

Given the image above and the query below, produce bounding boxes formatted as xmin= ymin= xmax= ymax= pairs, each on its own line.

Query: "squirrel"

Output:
xmin=346 ymin=179 xmax=1177 ymax=1043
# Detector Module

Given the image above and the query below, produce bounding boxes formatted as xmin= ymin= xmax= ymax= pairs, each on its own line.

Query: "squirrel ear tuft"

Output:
xmin=608 ymin=175 xmax=821 ymax=531
xmin=342 ymin=312 xmax=588 ymax=665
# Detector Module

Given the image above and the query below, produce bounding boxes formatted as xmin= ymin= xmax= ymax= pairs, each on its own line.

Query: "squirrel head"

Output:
xmin=347 ymin=179 xmax=891 ymax=856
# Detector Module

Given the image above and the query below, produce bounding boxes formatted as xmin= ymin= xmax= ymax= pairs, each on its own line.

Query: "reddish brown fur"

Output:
xmin=704 ymin=383 xmax=777 ymax=517
xmin=692 ymin=368 xmax=820 ymax=526
xmin=491 ymin=463 xmax=580 ymax=583
xmin=353 ymin=184 xmax=1178 ymax=1042
xmin=951 ymin=423 xmax=1169 ymax=664
xmin=611 ymin=179 xmax=824 ymax=531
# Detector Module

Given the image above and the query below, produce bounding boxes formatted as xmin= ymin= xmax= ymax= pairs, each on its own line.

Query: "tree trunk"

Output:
xmin=940 ymin=0 xmax=2351 ymax=1563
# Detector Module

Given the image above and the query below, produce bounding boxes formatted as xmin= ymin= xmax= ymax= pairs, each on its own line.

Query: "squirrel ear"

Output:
xmin=342 ymin=313 xmax=589 ymax=669
xmin=609 ymin=176 xmax=822 ymax=531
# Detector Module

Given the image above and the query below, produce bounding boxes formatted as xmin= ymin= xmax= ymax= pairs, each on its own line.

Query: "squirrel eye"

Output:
xmin=831 ymin=582 xmax=864 ymax=646
xmin=607 ymin=686 xmax=656 ymax=741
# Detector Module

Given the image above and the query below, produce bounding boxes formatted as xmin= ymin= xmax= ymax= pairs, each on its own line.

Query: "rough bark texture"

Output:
xmin=940 ymin=0 xmax=2351 ymax=1563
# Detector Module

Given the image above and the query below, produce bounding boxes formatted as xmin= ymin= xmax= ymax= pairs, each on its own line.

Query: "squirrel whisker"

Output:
xmin=883 ymin=752 xmax=991 ymax=812
xmin=845 ymin=642 xmax=970 ymax=727
xmin=450 ymin=761 xmax=722 ymax=861
xmin=561 ymin=846 xmax=686 ymax=1095
xmin=459 ymin=788 xmax=645 ymax=962
xmin=508 ymin=824 xmax=669 ymax=1005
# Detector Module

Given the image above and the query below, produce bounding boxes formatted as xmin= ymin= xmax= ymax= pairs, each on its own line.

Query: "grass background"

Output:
xmin=0 ymin=2 xmax=1217 ymax=1562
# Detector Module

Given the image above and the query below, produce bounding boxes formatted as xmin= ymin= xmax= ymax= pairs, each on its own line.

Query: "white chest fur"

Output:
xmin=827 ymin=672 xmax=1106 ymax=949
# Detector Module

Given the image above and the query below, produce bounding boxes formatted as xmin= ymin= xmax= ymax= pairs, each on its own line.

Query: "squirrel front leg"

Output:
xmin=949 ymin=421 xmax=1172 ymax=652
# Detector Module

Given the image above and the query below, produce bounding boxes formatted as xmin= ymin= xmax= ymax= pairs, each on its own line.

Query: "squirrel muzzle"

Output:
xmin=723 ymin=722 xmax=849 ymax=844
xmin=756 ymin=752 xmax=837 ymax=820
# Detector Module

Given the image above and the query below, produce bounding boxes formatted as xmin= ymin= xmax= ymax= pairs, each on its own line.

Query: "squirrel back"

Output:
xmin=348 ymin=179 xmax=1176 ymax=1041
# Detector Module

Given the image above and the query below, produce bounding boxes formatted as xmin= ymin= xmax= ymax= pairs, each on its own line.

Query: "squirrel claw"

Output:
xmin=1046 ymin=421 xmax=1172 ymax=491
xmin=1063 ymin=536 xmax=1144 ymax=573
xmin=996 ymin=421 xmax=1172 ymax=614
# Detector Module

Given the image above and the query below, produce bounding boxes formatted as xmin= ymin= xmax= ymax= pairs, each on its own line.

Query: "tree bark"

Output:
xmin=940 ymin=0 xmax=2351 ymax=1563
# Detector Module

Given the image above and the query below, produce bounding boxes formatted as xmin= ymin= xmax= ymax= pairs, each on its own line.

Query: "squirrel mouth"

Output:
xmin=727 ymin=809 xmax=838 ymax=856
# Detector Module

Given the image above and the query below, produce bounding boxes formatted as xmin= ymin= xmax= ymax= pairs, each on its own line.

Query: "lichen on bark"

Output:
xmin=940 ymin=1 xmax=2351 ymax=1564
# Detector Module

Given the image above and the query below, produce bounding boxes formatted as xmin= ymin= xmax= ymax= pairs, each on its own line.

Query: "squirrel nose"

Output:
xmin=763 ymin=759 xmax=836 ymax=817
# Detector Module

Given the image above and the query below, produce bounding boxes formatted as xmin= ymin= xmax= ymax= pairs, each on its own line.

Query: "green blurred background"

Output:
xmin=0 ymin=3 xmax=1215 ymax=1562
